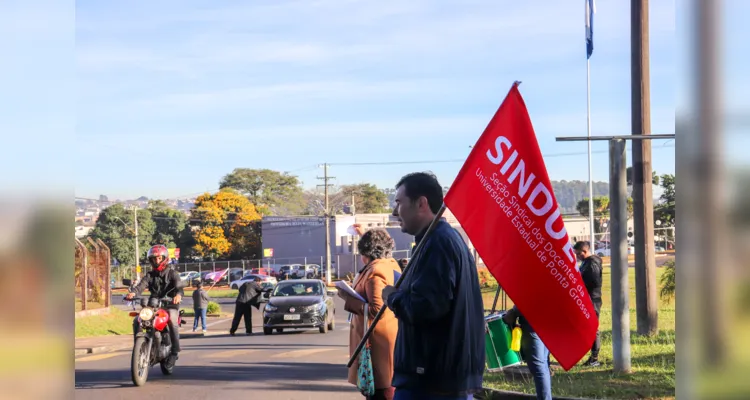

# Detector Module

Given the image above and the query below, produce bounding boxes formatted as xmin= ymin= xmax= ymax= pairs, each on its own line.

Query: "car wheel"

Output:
xmin=327 ymin=318 xmax=335 ymax=331
xmin=319 ymin=315 xmax=329 ymax=333
xmin=597 ymin=252 xmax=604 ymax=257
xmin=263 ymin=327 xmax=272 ymax=335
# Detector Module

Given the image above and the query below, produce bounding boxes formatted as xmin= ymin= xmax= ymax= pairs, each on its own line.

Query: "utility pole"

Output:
xmin=134 ymin=205 xmax=140 ymax=281
xmin=351 ymin=192 xmax=358 ymax=274
xmin=631 ymin=0 xmax=658 ymax=336
xmin=317 ymin=164 xmax=335 ymax=284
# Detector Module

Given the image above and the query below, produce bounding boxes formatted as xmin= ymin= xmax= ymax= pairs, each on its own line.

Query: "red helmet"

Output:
xmin=147 ymin=245 xmax=170 ymax=271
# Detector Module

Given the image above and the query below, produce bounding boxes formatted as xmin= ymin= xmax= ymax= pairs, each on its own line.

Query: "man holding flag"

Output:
xmin=382 ymin=172 xmax=486 ymax=400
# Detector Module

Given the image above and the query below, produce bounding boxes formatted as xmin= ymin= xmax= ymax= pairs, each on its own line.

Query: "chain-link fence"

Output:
xmin=75 ymin=238 xmax=112 ymax=311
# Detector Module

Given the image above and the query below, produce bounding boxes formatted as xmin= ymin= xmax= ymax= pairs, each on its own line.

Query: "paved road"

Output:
xmin=76 ymin=297 xmax=360 ymax=400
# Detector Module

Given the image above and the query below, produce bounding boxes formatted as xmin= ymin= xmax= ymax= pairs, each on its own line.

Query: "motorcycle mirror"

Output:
xmin=122 ymin=278 xmax=132 ymax=287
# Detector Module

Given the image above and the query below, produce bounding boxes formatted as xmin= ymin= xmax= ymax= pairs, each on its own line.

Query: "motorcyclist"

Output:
xmin=125 ymin=244 xmax=185 ymax=365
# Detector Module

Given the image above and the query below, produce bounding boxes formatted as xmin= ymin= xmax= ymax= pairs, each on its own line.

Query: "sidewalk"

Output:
xmin=75 ymin=317 xmax=237 ymax=357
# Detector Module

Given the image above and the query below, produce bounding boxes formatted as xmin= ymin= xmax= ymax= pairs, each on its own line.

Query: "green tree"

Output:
xmin=654 ymin=174 xmax=675 ymax=226
xmin=148 ymin=200 xmax=188 ymax=248
xmin=88 ymin=204 xmax=156 ymax=268
xmin=577 ymin=196 xmax=634 ymax=233
xmin=219 ymin=168 xmax=305 ymax=215
xmin=337 ymin=184 xmax=390 ymax=214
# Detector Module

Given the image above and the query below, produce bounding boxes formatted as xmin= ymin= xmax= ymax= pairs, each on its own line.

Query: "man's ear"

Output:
xmin=418 ymin=196 xmax=430 ymax=212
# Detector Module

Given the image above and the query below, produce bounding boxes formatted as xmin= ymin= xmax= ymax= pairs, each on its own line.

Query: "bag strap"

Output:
xmin=362 ymin=303 xmax=371 ymax=349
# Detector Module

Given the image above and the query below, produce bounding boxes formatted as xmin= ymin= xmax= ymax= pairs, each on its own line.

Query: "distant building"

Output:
xmin=261 ymin=211 xmax=634 ymax=276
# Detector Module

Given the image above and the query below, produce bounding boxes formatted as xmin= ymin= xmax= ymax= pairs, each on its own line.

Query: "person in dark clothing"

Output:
xmin=575 ymin=241 xmax=603 ymax=367
xmin=503 ymin=306 xmax=552 ymax=400
xmin=192 ymin=282 xmax=210 ymax=333
xmin=230 ymin=277 xmax=262 ymax=336
xmin=126 ymin=244 xmax=185 ymax=365
xmin=382 ymin=172 xmax=485 ymax=400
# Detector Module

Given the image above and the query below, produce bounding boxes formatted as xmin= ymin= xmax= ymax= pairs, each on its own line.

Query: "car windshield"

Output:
xmin=272 ymin=282 xmax=322 ymax=297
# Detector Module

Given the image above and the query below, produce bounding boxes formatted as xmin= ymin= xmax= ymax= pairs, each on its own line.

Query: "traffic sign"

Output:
xmin=263 ymin=248 xmax=274 ymax=258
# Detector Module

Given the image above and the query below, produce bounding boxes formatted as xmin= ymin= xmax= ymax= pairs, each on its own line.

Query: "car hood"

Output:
xmin=268 ymin=296 xmax=324 ymax=307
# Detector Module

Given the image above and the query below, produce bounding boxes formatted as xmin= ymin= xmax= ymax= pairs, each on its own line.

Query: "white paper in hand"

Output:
xmin=335 ymin=280 xmax=366 ymax=303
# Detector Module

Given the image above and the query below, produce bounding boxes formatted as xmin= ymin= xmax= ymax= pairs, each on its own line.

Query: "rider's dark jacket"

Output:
xmin=130 ymin=267 xmax=185 ymax=308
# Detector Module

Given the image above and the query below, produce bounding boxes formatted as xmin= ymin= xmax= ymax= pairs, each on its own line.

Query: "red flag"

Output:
xmin=444 ymin=82 xmax=598 ymax=371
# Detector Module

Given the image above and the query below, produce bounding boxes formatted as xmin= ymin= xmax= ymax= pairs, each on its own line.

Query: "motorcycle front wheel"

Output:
xmin=131 ymin=337 xmax=151 ymax=386
xmin=160 ymin=357 xmax=174 ymax=375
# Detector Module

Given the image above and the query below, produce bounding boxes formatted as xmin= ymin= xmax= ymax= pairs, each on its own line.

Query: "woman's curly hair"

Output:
xmin=357 ymin=228 xmax=395 ymax=260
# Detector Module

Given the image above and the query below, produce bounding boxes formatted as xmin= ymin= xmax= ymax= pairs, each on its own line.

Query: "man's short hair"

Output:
xmin=574 ymin=241 xmax=591 ymax=251
xmin=396 ymin=172 xmax=444 ymax=214
xmin=196 ymin=282 xmax=203 ymax=288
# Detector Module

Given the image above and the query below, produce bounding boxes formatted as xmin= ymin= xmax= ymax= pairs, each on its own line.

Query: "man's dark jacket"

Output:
xmin=131 ymin=267 xmax=185 ymax=308
xmin=386 ymin=220 xmax=485 ymax=395
xmin=237 ymin=281 xmax=262 ymax=309
xmin=579 ymin=255 xmax=603 ymax=305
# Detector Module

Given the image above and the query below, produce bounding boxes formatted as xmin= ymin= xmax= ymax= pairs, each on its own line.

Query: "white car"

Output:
xmin=179 ymin=271 xmax=200 ymax=282
xmin=230 ymin=274 xmax=277 ymax=290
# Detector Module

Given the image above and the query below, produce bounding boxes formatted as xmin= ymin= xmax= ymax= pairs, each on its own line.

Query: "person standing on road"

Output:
xmin=503 ymin=307 xmax=553 ymax=400
xmin=230 ymin=277 xmax=262 ymax=336
xmin=575 ymin=241 xmax=603 ymax=367
xmin=192 ymin=282 xmax=210 ymax=333
xmin=382 ymin=172 xmax=486 ymax=400
xmin=338 ymin=228 xmax=402 ymax=400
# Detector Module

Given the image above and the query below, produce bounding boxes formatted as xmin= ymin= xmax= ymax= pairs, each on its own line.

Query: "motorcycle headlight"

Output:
xmin=139 ymin=308 xmax=154 ymax=321
xmin=265 ymin=304 xmax=278 ymax=312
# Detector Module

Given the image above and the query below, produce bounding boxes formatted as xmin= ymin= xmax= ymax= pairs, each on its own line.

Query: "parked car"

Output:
xmin=179 ymin=271 xmax=201 ymax=282
xmin=262 ymin=279 xmax=336 ymax=335
xmin=230 ymin=273 xmax=277 ymax=289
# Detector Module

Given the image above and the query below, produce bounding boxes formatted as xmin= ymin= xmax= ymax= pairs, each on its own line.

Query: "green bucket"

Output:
xmin=484 ymin=313 xmax=521 ymax=372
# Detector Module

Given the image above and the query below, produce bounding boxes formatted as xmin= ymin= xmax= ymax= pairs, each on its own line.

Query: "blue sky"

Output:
xmin=71 ymin=0 xmax=685 ymax=200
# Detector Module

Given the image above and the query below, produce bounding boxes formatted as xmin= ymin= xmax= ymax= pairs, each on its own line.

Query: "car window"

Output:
xmin=272 ymin=282 xmax=322 ymax=296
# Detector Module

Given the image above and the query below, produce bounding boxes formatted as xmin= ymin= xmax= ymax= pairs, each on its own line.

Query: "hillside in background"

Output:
xmin=551 ymin=180 xmax=610 ymax=214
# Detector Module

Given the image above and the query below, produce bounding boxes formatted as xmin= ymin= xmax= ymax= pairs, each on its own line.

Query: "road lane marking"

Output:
xmin=75 ymin=352 xmax=128 ymax=363
xmin=208 ymin=349 xmax=259 ymax=359
xmin=270 ymin=348 xmax=336 ymax=358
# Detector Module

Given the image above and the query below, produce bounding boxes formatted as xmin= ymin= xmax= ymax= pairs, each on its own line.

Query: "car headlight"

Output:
xmin=139 ymin=308 xmax=154 ymax=321
xmin=265 ymin=304 xmax=278 ymax=312
xmin=306 ymin=303 xmax=325 ymax=312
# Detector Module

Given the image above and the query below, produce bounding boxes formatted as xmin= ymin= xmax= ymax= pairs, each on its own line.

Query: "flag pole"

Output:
xmin=586 ymin=0 xmax=596 ymax=249
xmin=346 ymin=203 xmax=447 ymax=368
xmin=587 ymin=59 xmax=595 ymax=249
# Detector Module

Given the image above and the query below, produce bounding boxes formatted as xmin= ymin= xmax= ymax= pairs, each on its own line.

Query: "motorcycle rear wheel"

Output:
xmin=131 ymin=337 xmax=151 ymax=386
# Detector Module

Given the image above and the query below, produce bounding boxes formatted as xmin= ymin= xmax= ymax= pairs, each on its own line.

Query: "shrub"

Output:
xmin=659 ymin=259 xmax=676 ymax=301
xmin=206 ymin=301 xmax=221 ymax=315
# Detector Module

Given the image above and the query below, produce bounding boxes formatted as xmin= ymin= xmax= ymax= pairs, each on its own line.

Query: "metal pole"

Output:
xmin=586 ymin=51 xmax=596 ymax=250
xmin=609 ymin=139 xmax=631 ymax=373
xmin=134 ymin=206 xmax=140 ymax=281
xmin=323 ymin=163 xmax=332 ymax=285
xmin=348 ymin=204 xmax=447 ymax=368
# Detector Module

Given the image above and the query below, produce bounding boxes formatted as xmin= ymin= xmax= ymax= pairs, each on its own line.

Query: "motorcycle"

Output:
xmin=127 ymin=296 xmax=185 ymax=386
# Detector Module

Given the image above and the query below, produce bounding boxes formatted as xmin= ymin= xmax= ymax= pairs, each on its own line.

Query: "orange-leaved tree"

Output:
xmin=190 ymin=189 xmax=262 ymax=260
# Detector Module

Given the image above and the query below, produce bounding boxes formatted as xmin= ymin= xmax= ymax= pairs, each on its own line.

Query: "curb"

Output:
xmin=477 ymin=388 xmax=594 ymax=400
xmin=75 ymin=343 xmax=131 ymax=357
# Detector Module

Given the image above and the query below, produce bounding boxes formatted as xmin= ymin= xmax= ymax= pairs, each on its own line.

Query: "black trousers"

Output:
xmin=591 ymin=301 xmax=602 ymax=358
xmin=231 ymin=302 xmax=253 ymax=334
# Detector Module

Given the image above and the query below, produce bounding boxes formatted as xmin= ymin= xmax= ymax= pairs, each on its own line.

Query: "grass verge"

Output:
xmin=482 ymin=268 xmax=675 ymax=400
xmin=75 ymin=308 xmax=134 ymax=338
